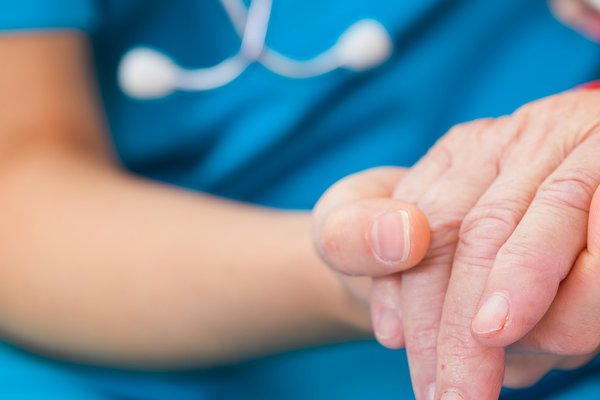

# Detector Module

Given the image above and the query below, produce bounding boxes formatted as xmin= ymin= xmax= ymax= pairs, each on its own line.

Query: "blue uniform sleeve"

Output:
xmin=0 ymin=0 xmax=97 ymax=32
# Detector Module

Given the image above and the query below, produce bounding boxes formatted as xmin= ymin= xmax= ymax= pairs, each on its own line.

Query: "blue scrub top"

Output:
xmin=1 ymin=1 xmax=600 ymax=399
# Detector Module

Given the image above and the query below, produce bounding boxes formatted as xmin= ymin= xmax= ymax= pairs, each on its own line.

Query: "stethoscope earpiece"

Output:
xmin=118 ymin=0 xmax=393 ymax=98
xmin=334 ymin=19 xmax=393 ymax=71
xmin=119 ymin=48 xmax=180 ymax=99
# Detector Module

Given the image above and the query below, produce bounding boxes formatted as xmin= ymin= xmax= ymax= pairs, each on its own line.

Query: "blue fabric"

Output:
xmin=0 ymin=0 xmax=97 ymax=32
xmin=1 ymin=0 xmax=600 ymax=399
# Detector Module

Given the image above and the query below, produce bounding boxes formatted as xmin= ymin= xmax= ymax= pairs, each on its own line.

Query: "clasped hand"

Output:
xmin=313 ymin=88 xmax=600 ymax=400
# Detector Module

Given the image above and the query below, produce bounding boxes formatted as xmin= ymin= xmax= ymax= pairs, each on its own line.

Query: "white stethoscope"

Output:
xmin=118 ymin=0 xmax=393 ymax=99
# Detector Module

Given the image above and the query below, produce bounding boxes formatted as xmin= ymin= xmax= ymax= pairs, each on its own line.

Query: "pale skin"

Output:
xmin=315 ymin=89 xmax=600 ymax=400
xmin=0 ymin=32 xmax=433 ymax=369
xmin=430 ymin=90 xmax=600 ymax=400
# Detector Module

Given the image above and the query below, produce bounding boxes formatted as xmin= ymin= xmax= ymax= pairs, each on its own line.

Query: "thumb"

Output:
xmin=312 ymin=167 xmax=430 ymax=277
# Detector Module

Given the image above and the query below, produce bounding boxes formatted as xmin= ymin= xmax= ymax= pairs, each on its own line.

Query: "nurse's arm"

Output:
xmin=0 ymin=32 xmax=377 ymax=369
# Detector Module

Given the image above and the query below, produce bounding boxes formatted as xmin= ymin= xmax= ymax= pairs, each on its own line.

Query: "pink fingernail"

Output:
xmin=375 ymin=308 xmax=402 ymax=340
xmin=441 ymin=390 xmax=464 ymax=400
xmin=370 ymin=211 xmax=410 ymax=265
xmin=472 ymin=292 xmax=510 ymax=336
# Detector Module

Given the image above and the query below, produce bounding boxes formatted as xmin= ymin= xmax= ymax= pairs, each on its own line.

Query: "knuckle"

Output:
xmin=496 ymin=240 xmax=545 ymax=271
xmin=424 ymin=140 xmax=454 ymax=169
xmin=442 ymin=123 xmax=471 ymax=143
xmin=496 ymin=240 xmax=538 ymax=262
xmin=405 ymin=327 xmax=439 ymax=359
xmin=437 ymin=317 xmax=476 ymax=355
xmin=441 ymin=331 xmax=473 ymax=354
xmin=536 ymin=170 xmax=598 ymax=214
xmin=438 ymin=333 xmax=485 ymax=368
xmin=407 ymin=341 xmax=437 ymax=360
xmin=426 ymin=209 xmax=463 ymax=242
xmin=514 ymin=103 xmax=537 ymax=121
xmin=495 ymin=241 xmax=561 ymax=288
xmin=459 ymin=200 xmax=522 ymax=254
xmin=514 ymin=95 xmax=559 ymax=120
xmin=454 ymin=199 xmax=524 ymax=270
xmin=404 ymin=312 xmax=446 ymax=359
xmin=440 ymin=119 xmax=493 ymax=147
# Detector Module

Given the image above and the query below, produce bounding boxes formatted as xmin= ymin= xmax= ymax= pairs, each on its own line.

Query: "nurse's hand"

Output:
xmin=388 ymin=88 xmax=600 ymax=399
xmin=312 ymin=167 xmax=430 ymax=343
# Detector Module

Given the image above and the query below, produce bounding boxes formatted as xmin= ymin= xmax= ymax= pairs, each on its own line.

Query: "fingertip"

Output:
xmin=315 ymin=197 xmax=430 ymax=277
xmin=470 ymin=289 xmax=531 ymax=349
xmin=373 ymin=311 xmax=405 ymax=349
xmin=370 ymin=210 xmax=413 ymax=265
xmin=471 ymin=288 xmax=551 ymax=348
xmin=471 ymin=291 xmax=510 ymax=339
xmin=371 ymin=276 xmax=405 ymax=349
xmin=367 ymin=202 xmax=430 ymax=272
xmin=471 ymin=326 xmax=509 ymax=347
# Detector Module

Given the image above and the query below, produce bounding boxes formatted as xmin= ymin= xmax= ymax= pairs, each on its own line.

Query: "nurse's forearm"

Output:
xmin=0 ymin=143 xmax=370 ymax=368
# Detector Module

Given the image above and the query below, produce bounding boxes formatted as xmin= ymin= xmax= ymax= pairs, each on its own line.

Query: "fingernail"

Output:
xmin=375 ymin=308 xmax=402 ymax=340
xmin=472 ymin=292 xmax=510 ymax=336
xmin=370 ymin=211 xmax=410 ymax=265
xmin=441 ymin=390 xmax=464 ymax=400
xmin=426 ymin=383 xmax=436 ymax=400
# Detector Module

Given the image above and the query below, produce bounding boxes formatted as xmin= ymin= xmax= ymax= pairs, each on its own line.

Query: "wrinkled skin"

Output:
xmin=313 ymin=88 xmax=600 ymax=400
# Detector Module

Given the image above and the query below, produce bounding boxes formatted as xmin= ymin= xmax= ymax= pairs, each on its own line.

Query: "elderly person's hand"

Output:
xmin=433 ymin=90 xmax=600 ymax=399
xmin=314 ymin=5 xmax=600 ymax=399
xmin=313 ymin=87 xmax=600 ymax=400
xmin=385 ymin=88 xmax=600 ymax=400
